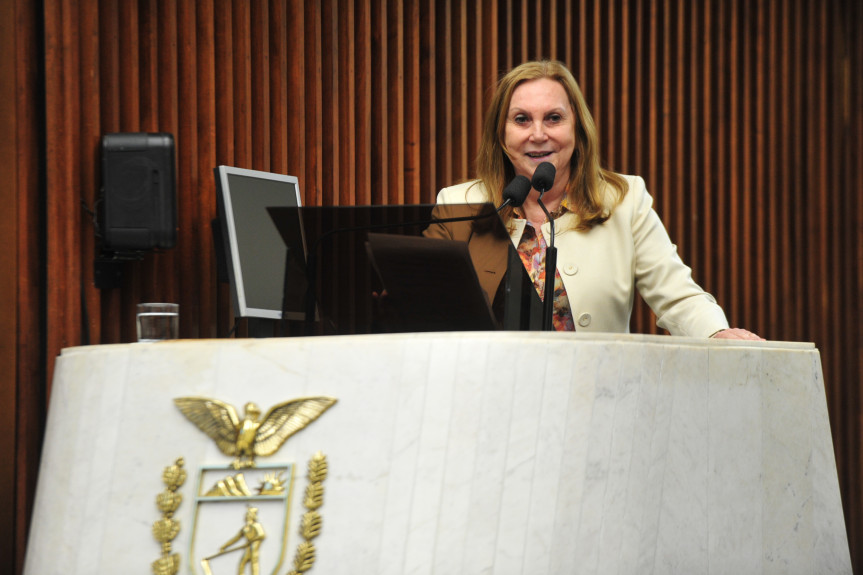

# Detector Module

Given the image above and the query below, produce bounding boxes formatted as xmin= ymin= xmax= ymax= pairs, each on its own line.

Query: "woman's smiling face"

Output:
xmin=503 ymin=77 xmax=575 ymax=189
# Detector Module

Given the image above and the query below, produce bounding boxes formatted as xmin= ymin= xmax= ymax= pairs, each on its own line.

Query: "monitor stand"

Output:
xmin=246 ymin=317 xmax=279 ymax=338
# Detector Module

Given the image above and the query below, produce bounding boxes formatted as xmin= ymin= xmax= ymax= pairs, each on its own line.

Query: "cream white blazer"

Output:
xmin=435 ymin=175 xmax=729 ymax=337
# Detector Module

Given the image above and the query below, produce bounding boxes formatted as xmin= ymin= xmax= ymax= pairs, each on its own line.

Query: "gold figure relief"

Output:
xmin=174 ymin=397 xmax=338 ymax=469
xmin=201 ymin=506 xmax=267 ymax=575
xmin=152 ymin=458 xmax=187 ymax=575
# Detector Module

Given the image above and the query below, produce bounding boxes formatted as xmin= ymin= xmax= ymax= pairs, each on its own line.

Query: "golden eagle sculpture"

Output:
xmin=174 ymin=396 xmax=337 ymax=469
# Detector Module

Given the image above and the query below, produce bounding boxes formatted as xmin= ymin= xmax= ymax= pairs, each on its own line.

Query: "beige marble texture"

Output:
xmin=23 ymin=332 xmax=851 ymax=574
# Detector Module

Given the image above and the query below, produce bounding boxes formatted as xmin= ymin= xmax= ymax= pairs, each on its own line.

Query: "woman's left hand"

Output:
xmin=711 ymin=328 xmax=765 ymax=341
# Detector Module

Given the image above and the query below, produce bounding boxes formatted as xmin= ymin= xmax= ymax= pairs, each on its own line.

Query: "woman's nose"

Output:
xmin=529 ymin=121 xmax=547 ymax=141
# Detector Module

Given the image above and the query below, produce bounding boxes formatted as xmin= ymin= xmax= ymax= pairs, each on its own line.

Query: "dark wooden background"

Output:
xmin=2 ymin=1 xmax=860 ymax=573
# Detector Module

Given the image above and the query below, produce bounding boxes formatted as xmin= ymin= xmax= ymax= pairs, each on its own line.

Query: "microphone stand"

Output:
xmin=536 ymin=197 xmax=557 ymax=332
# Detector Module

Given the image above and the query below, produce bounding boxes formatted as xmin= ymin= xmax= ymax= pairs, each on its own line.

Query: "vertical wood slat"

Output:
xmin=6 ymin=1 xmax=45 ymax=572
xmin=0 ymin=1 xmax=19 ymax=571
xmin=6 ymin=0 xmax=861 ymax=572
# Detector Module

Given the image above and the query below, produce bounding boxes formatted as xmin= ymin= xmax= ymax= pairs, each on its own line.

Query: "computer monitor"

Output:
xmin=214 ymin=166 xmax=307 ymax=320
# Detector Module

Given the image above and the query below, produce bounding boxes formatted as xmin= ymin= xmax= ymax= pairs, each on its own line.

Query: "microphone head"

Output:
xmin=502 ymin=175 xmax=532 ymax=208
xmin=531 ymin=162 xmax=556 ymax=193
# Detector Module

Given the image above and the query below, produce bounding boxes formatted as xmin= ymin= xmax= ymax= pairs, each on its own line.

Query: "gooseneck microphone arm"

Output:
xmin=301 ymin=176 xmax=533 ymax=333
xmin=530 ymin=162 xmax=558 ymax=332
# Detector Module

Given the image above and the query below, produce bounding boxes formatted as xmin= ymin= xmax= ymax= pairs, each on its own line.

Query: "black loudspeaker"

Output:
xmin=101 ymin=132 xmax=177 ymax=251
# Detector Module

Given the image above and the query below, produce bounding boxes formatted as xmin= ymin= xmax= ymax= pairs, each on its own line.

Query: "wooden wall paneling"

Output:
xmin=830 ymin=1 xmax=861 ymax=559
xmin=774 ymin=0 xmax=790 ymax=337
xmin=829 ymin=3 xmax=849 ymax=485
xmin=342 ymin=0 xmax=359 ymax=205
xmin=212 ymin=0 xmax=234 ymax=337
xmin=604 ymin=0 xmax=618 ymax=173
xmin=657 ymin=0 xmax=672 ymax=293
xmin=788 ymin=0 xmax=805 ymax=343
xmin=232 ymin=0 xmax=251 ymax=170
xmin=481 ymin=0 xmax=499 ymax=126
xmin=711 ymin=0 xmax=728 ymax=326
xmin=418 ymin=0 xmax=436 ymax=202
xmin=196 ymin=0 xmax=218 ymax=338
xmin=155 ymin=0 xmax=181 ymax=312
xmin=451 ymin=1 xmax=468 ymax=182
xmin=139 ymin=0 xmax=158 ymax=130
xmin=764 ymin=0 xmax=779 ymax=337
xmin=1 ymin=0 xmax=19 ymax=570
xmin=305 ymin=0 xmax=322 ymax=206
xmin=268 ymin=0 xmax=286 ymax=176
xmin=465 ymin=1 xmax=479 ymax=179
xmin=738 ymin=0 xmax=753 ymax=333
xmin=115 ymin=0 xmax=144 ymax=341
xmin=807 ymin=0 xmax=829 ymax=404
xmin=633 ymin=0 xmax=658 ymax=335
xmin=285 ymin=0 xmax=306 ymax=191
xmin=687 ymin=1 xmax=703 ymax=282
xmin=498 ymin=0 xmax=511 ymax=73
xmin=370 ymin=0 xmax=386 ymax=205
xmin=559 ymin=0 xmax=572 ymax=65
xmin=356 ymin=0 xmax=373 ymax=204
xmin=433 ymin=0 xmax=451 ymax=191
xmin=9 ymin=1 xmax=44 ymax=572
xmin=386 ymin=0 xmax=404 ymax=204
xmin=700 ymin=2 xmax=715 ymax=292
xmin=321 ymin=0 xmax=337 ymax=206
xmin=673 ymin=1 xmax=690 ymax=259
xmin=472 ymin=0 xmax=496 ymax=180
xmin=43 ymin=0 xmax=77 ymax=391
xmin=843 ymin=0 xmax=863 ymax=561
xmin=404 ymin=0 xmax=420 ymax=204
xmin=727 ymin=0 xmax=742 ymax=325
xmin=175 ymin=0 xmax=200 ymax=339
xmin=214 ymin=0 xmax=234 ymax=168
xmin=118 ymin=0 xmax=147 ymax=341
xmin=138 ymin=0 xmax=162 ymax=303
xmin=79 ymin=1 xmax=101 ymax=347
xmin=516 ymin=0 xmax=528 ymax=62
xmin=616 ymin=0 xmax=630 ymax=175
xmin=252 ymin=0 xmax=271 ymax=171
xmin=752 ymin=1 xmax=767 ymax=334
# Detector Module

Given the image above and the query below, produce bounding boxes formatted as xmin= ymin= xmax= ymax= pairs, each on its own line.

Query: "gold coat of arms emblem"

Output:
xmin=167 ymin=396 xmax=336 ymax=575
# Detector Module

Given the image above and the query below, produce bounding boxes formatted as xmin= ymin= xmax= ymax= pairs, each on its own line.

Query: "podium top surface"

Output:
xmin=60 ymin=331 xmax=815 ymax=358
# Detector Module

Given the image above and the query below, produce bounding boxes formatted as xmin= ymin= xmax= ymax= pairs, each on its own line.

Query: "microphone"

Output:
xmin=531 ymin=162 xmax=556 ymax=197
xmin=501 ymin=175 xmax=532 ymax=209
xmin=530 ymin=162 xmax=559 ymax=332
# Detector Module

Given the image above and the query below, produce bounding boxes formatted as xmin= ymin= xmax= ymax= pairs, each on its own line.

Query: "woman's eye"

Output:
xmin=547 ymin=114 xmax=562 ymax=123
xmin=513 ymin=115 xmax=529 ymax=125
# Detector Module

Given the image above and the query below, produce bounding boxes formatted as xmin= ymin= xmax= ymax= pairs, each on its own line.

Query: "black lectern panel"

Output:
xmin=267 ymin=204 xmax=541 ymax=336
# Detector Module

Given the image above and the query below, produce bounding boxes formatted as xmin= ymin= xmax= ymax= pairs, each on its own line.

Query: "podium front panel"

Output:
xmin=24 ymin=333 xmax=851 ymax=574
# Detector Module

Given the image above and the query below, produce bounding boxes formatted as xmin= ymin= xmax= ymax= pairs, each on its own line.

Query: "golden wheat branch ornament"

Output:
xmin=174 ymin=397 xmax=337 ymax=469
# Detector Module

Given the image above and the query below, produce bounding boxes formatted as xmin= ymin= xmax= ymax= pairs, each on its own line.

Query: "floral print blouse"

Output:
xmin=514 ymin=211 xmax=575 ymax=332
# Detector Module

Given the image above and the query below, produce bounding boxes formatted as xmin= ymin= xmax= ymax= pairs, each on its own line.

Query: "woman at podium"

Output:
xmin=428 ymin=60 xmax=761 ymax=341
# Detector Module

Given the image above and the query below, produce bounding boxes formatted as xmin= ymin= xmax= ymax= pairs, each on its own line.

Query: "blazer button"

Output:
xmin=564 ymin=263 xmax=578 ymax=275
xmin=577 ymin=313 xmax=591 ymax=327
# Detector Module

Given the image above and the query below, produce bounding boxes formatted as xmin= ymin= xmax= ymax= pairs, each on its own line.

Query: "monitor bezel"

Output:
xmin=215 ymin=165 xmax=306 ymax=321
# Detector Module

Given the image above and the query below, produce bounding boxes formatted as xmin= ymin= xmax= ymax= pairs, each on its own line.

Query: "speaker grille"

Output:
xmin=101 ymin=133 xmax=176 ymax=251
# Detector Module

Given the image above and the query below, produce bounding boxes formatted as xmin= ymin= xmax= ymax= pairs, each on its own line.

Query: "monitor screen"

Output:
xmin=215 ymin=166 xmax=306 ymax=320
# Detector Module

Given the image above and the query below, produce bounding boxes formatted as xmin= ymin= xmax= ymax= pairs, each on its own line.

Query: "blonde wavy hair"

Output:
xmin=476 ymin=60 xmax=628 ymax=230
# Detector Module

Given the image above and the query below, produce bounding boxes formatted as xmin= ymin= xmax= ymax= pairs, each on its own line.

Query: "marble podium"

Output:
xmin=24 ymin=332 xmax=851 ymax=574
